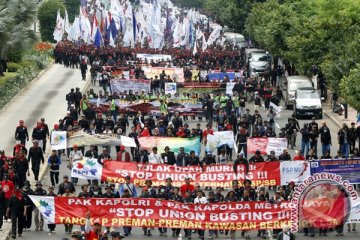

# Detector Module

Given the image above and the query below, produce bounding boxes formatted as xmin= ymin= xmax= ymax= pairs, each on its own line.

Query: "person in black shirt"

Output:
xmin=300 ymin=123 xmax=310 ymax=157
xmin=233 ymin=153 xmax=248 ymax=174
xmin=249 ymin=150 xmax=264 ymax=163
xmin=74 ymin=88 xmax=82 ymax=114
xmin=15 ymin=120 xmax=29 ymax=146
xmin=188 ymin=151 xmax=202 ymax=167
xmin=94 ymin=114 xmax=104 ymax=134
xmin=58 ymin=175 xmax=75 ymax=195
xmin=349 ymin=122 xmax=357 ymax=154
xmin=279 ymin=149 xmax=291 ymax=161
xmin=171 ymin=111 xmax=183 ymax=132
xmin=267 ymin=150 xmax=279 ymax=162
xmin=285 ymin=118 xmax=300 ymax=149
xmin=32 ymin=122 xmax=46 ymax=150
xmin=13 ymin=151 xmax=29 ymax=188
xmin=102 ymin=185 xmax=116 ymax=198
xmin=306 ymin=148 xmax=318 ymax=160
xmin=215 ymin=187 xmax=225 ymax=202
xmin=7 ymin=186 xmax=27 ymax=239
xmin=161 ymin=146 xmax=176 ymax=165
xmin=28 ymin=141 xmax=44 ymax=181
xmin=104 ymin=115 xmax=115 ymax=131
xmin=78 ymin=116 xmax=90 ymax=131
xmin=66 ymin=89 xmax=75 ymax=110
xmin=40 ymin=118 xmax=50 ymax=152
xmin=309 ymin=126 xmax=319 ymax=153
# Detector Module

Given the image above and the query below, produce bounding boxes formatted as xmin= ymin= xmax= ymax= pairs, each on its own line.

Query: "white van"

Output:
xmin=283 ymin=75 xmax=314 ymax=109
xmin=223 ymin=32 xmax=247 ymax=49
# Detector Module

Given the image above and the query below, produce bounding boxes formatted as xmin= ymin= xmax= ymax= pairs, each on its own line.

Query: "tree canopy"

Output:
xmin=244 ymin=0 xmax=360 ymax=110
xmin=0 ymin=0 xmax=38 ymax=74
xmin=38 ymin=0 xmax=65 ymax=43
xmin=64 ymin=0 xmax=80 ymax=23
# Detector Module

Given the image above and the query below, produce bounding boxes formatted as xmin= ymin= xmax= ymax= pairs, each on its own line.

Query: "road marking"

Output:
xmin=276 ymin=123 xmax=281 ymax=129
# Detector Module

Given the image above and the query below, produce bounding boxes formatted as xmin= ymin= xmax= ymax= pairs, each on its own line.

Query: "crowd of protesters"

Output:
xmin=1 ymin=39 xmax=360 ymax=240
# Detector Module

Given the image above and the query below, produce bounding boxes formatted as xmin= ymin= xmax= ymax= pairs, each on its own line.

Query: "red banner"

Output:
xmin=101 ymin=161 xmax=280 ymax=187
xmin=50 ymin=197 xmax=291 ymax=230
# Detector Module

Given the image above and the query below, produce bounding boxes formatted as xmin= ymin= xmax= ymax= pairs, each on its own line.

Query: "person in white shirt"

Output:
xmin=194 ymin=190 xmax=208 ymax=204
xmin=148 ymin=147 xmax=163 ymax=164
xmin=69 ymin=144 xmax=83 ymax=185
xmin=194 ymin=190 xmax=207 ymax=239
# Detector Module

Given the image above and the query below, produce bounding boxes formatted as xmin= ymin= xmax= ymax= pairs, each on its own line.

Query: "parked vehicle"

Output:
xmin=283 ymin=75 xmax=313 ymax=109
xmin=293 ymin=89 xmax=323 ymax=119
xmin=223 ymin=32 xmax=247 ymax=48
xmin=249 ymin=52 xmax=271 ymax=76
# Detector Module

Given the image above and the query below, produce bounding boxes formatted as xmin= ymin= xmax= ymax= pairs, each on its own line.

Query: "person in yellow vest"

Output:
xmin=110 ymin=96 xmax=117 ymax=122
xmin=159 ymin=100 xmax=168 ymax=116
xmin=80 ymin=94 xmax=89 ymax=115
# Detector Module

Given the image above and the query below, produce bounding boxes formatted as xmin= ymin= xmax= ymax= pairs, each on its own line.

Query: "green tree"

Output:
xmin=64 ymin=0 xmax=80 ymax=23
xmin=172 ymin=0 xmax=204 ymax=9
xmin=340 ymin=64 xmax=360 ymax=111
xmin=38 ymin=0 xmax=65 ymax=42
xmin=205 ymin=0 xmax=264 ymax=33
xmin=0 ymin=0 xmax=38 ymax=75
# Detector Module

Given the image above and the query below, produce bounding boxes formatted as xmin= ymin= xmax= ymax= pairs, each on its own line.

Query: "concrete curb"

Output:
xmin=324 ymin=109 xmax=350 ymax=129
xmin=0 ymin=69 xmax=90 ymax=240
xmin=0 ymin=61 xmax=55 ymax=113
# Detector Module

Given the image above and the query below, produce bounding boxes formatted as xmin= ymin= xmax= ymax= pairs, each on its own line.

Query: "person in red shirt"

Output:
xmin=116 ymin=146 xmax=131 ymax=162
xmin=203 ymin=124 xmax=214 ymax=145
xmin=84 ymin=211 xmax=103 ymax=240
xmin=1 ymin=174 xmax=15 ymax=222
xmin=180 ymin=177 xmax=195 ymax=197
xmin=293 ymin=150 xmax=305 ymax=161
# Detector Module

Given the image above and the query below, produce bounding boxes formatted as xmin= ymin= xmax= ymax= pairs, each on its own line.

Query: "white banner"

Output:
xmin=136 ymin=53 xmax=172 ymax=62
xmin=226 ymin=82 xmax=236 ymax=95
xmin=71 ymin=157 xmax=102 ymax=180
xmin=206 ymin=131 xmax=235 ymax=152
xmin=270 ymin=102 xmax=282 ymax=118
xmin=51 ymin=131 xmax=67 ymax=150
xmin=121 ymin=136 xmax=137 ymax=148
xmin=280 ymin=161 xmax=311 ymax=185
xmin=165 ymin=82 xmax=177 ymax=95
xmin=266 ymin=138 xmax=287 ymax=156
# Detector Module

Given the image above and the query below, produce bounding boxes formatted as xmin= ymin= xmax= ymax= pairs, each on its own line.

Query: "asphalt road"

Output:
xmin=1 ymin=64 xmax=359 ymax=239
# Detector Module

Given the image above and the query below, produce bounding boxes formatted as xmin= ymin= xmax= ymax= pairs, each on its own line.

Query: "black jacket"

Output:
xmin=161 ymin=151 xmax=176 ymax=165
xmin=13 ymin=158 xmax=29 ymax=175
xmin=28 ymin=147 xmax=44 ymax=164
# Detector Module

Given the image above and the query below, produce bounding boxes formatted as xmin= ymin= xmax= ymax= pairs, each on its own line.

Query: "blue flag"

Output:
xmin=109 ymin=18 xmax=118 ymax=39
xmin=94 ymin=28 xmax=102 ymax=48
xmin=132 ymin=10 xmax=137 ymax=44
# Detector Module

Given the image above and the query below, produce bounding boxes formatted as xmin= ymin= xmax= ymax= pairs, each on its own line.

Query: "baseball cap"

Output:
xmin=93 ymin=219 xmax=101 ymax=225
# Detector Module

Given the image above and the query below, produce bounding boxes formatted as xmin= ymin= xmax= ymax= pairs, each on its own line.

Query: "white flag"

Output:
xmin=193 ymin=40 xmax=197 ymax=56
xmin=64 ymin=9 xmax=71 ymax=34
xmin=207 ymin=26 xmax=222 ymax=46
xmin=202 ymin=33 xmax=207 ymax=51
xmin=68 ymin=17 xmax=80 ymax=41
xmin=53 ymin=10 xmax=64 ymax=42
